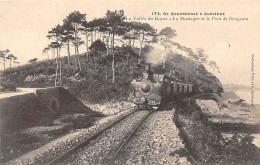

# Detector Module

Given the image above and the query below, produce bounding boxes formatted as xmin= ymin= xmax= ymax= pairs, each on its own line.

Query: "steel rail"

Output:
xmin=106 ymin=108 xmax=155 ymax=165
xmin=46 ymin=108 xmax=139 ymax=165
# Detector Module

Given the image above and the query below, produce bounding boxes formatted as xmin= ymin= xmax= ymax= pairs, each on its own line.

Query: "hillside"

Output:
xmin=0 ymin=47 xmax=140 ymax=103
xmin=143 ymin=46 xmax=223 ymax=93
xmin=165 ymin=53 xmax=223 ymax=93
xmin=0 ymin=46 xmax=223 ymax=103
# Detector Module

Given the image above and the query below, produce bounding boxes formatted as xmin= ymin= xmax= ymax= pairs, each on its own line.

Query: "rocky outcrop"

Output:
xmin=196 ymin=99 xmax=220 ymax=115
xmin=195 ymin=98 xmax=260 ymax=126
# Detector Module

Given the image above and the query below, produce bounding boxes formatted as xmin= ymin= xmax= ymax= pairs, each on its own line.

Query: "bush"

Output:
xmin=0 ymin=81 xmax=16 ymax=92
xmin=89 ymin=39 xmax=107 ymax=53
xmin=217 ymin=133 xmax=260 ymax=164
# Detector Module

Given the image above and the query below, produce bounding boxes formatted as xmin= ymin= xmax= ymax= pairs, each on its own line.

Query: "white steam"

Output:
xmin=145 ymin=48 xmax=165 ymax=65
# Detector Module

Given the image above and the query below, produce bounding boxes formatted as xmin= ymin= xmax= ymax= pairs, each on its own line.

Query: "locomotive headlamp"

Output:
xmin=141 ymin=97 xmax=146 ymax=102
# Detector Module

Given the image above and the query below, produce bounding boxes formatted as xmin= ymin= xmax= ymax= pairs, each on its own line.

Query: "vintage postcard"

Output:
xmin=0 ymin=0 xmax=259 ymax=164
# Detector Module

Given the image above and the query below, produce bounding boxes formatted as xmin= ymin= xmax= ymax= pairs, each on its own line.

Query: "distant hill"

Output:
xmin=223 ymin=83 xmax=260 ymax=91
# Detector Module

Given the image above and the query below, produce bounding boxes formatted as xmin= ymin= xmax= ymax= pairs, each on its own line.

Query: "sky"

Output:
xmin=0 ymin=0 xmax=260 ymax=87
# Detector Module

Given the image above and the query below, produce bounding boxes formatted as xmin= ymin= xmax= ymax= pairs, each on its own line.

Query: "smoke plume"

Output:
xmin=145 ymin=48 xmax=165 ymax=65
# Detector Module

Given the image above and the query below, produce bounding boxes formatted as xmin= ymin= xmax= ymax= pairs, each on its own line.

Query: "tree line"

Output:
xmin=43 ymin=10 xmax=158 ymax=85
xmin=44 ymin=10 xmax=219 ymax=85
xmin=1 ymin=10 xmax=219 ymax=83
xmin=0 ymin=49 xmax=19 ymax=70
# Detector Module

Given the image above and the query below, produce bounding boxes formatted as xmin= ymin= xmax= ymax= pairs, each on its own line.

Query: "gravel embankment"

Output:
xmin=115 ymin=110 xmax=190 ymax=165
xmin=85 ymin=101 xmax=136 ymax=115
xmin=5 ymin=108 xmax=137 ymax=165
xmin=59 ymin=110 xmax=150 ymax=164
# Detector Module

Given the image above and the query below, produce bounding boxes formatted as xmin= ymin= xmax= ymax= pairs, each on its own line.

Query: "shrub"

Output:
xmin=0 ymin=80 xmax=16 ymax=92
xmin=89 ymin=39 xmax=107 ymax=53
xmin=217 ymin=133 xmax=260 ymax=164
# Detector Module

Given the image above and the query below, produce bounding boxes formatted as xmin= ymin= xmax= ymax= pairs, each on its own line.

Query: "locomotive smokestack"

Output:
xmin=145 ymin=63 xmax=151 ymax=72
xmin=145 ymin=63 xmax=154 ymax=82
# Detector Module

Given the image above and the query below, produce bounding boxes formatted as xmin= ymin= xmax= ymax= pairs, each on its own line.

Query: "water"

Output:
xmin=224 ymin=90 xmax=260 ymax=147
xmin=251 ymin=134 xmax=260 ymax=147
xmin=235 ymin=90 xmax=260 ymax=105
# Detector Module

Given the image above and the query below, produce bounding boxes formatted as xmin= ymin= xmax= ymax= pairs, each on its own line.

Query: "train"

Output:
xmin=128 ymin=63 xmax=194 ymax=108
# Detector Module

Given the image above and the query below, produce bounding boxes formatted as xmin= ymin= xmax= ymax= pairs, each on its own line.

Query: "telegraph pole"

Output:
xmin=251 ymin=54 xmax=254 ymax=106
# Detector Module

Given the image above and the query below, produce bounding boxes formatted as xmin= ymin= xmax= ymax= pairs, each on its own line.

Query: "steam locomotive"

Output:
xmin=128 ymin=63 xmax=194 ymax=108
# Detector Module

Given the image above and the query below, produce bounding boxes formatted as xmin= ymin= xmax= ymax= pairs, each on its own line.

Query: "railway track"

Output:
xmin=46 ymin=108 xmax=154 ymax=165
xmin=46 ymin=108 xmax=140 ymax=165
xmin=105 ymin=109 xmax=154 ymax=165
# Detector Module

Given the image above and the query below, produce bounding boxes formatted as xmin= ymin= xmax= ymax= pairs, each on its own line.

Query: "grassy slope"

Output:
xmin=1 ymin=51 xmax=137 ymax=103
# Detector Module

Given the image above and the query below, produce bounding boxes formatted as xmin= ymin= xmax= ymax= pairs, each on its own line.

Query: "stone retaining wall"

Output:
xmin=0 ymin=87 xmax=100 ymax=133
